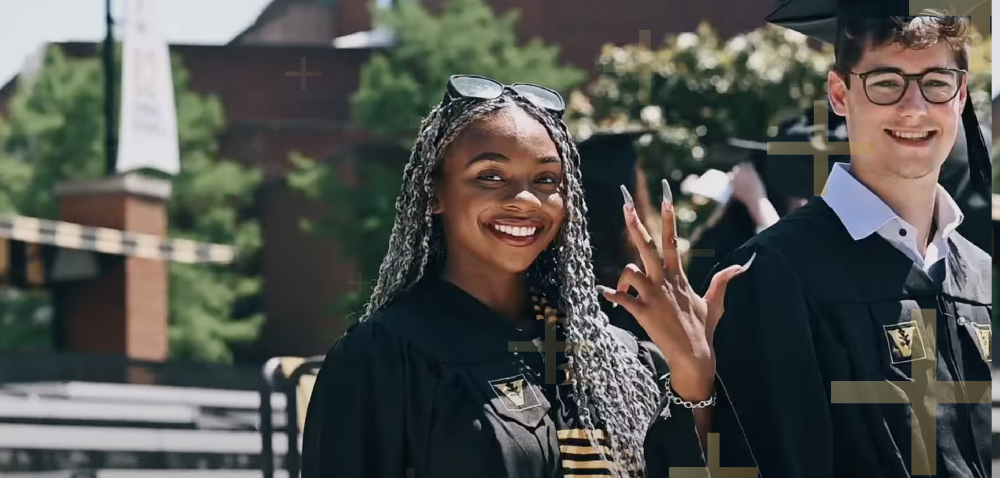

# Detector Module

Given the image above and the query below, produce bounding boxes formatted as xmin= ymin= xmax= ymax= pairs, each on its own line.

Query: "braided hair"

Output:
xmin=358 ymin=90 xmax=661 ymax=477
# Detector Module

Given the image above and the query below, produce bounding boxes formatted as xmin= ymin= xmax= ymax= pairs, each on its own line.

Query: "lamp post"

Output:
xmin=103 ymin=0 xmax=117 ymax=176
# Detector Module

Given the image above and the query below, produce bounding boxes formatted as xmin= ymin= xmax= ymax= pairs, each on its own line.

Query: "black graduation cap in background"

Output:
xmin=765 ymin=0 xmax=992 ymax=197
xmin=577 ymin=131 xmax=644 ymax=195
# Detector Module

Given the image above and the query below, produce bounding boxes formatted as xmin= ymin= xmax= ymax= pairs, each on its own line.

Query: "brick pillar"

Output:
xmin=53 ymin=174 xmax=171 ymax=362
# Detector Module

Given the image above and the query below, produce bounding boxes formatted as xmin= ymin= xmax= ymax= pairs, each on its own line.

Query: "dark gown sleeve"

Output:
xmin=686 ymin=204 xmax=755 ymax=297
xmin=687 ymin=229 xmax=730 ymax=298
xmin=710 ymin=244 xmax=834 ymax=478
xmin=301 ymin=321 xmax=411 ymax=478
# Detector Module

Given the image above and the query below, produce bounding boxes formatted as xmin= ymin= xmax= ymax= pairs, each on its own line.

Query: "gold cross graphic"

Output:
xmin=509 ymin=321 xmax=572 ymax=385
xmin=765 ymin=100 xmax=877 ymax=197
xmin=685 ymin=249 xmax=717 ymax=258
xmin=349 ymin=273 xmax=373 ymax=293
xmin=831 ymin=308 xmax=991 ymax=475
xmin=285 ymin=57 xmax=322 ymax=91
xmin=669 ymin=433 xmax=758 ymax=477
xmin=509 ymin=320 xmax=592 ymax=385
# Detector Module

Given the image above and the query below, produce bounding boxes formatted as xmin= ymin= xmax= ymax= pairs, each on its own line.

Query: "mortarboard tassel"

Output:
xmin=960 ymin=90 xmax=991 ymax=197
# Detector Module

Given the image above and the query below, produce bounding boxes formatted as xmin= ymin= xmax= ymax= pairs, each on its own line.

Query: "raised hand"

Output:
xmin=729 ymin=162 xmax=767 ymax=206
xmin=597 ymin=180 xmax=754 ymax=401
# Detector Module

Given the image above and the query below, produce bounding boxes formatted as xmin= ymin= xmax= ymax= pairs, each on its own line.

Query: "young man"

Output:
xmin=708 ymin=2 xmax=992 ymax=477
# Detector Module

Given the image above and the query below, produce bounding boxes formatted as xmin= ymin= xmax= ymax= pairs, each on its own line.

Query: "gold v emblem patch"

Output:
xmin=972 ymin=323 xmax=991 ymax=362
xmin=884 ymin=321 xmax=927 ymax=364
xmin=489 ymin=374 xmax=541 ymax=411
xmin=497 ymin=379 xmax=526 ymax=406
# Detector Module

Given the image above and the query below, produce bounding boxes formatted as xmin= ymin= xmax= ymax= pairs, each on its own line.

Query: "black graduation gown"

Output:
xmin=709 ymin=199 xmax=992 ymax=478
xmin=300 ymin=277 xmax=724 ymax=478
xmin=685 ymin=202 xmax=757 ymax=298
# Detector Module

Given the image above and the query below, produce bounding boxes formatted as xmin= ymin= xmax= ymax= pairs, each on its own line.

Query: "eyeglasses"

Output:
xmin=441 ymin=74 xmax=566 ymax=117
xmin=849 ymin=68 xmax=966 ymax=106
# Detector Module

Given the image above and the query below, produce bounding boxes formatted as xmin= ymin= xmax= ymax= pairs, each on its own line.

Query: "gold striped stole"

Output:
xmin=558 ymin=428 xmax=615 ymax=475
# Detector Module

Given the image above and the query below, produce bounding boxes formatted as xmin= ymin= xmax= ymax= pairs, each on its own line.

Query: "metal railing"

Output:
xmin=259 ymin=355 xmax=324 ymax=478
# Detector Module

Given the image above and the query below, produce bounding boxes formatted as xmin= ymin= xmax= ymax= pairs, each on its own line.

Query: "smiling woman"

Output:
xmin=433 ymin=106 xmax=566 ymax=282
xmin=299 ymin=74 xmax=753 ymax=478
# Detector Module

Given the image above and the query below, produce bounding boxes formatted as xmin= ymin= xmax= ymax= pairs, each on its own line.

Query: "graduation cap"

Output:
xmin=574 ymin=125 xmax=658 ymax=227
xmin=765 ymin=0 xmax=992 ymax=197
xmin=766 ymin=0 xmax=989 ymax=44
xmin=577 ymin=131 xmax=644 ymax=191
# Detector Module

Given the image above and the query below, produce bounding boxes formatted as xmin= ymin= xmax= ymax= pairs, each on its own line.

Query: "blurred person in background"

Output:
xmin=577 ymin=131 xmax=663 ymax=342
xmin=685 ymin=104 xmax=845 ymax=297
xmin=301 ymin=74 xmax=753 ymax=478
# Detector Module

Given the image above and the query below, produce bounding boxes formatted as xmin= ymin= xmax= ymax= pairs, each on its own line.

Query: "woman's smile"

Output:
xmin=484 ymin=217 xmax=546 ymax=247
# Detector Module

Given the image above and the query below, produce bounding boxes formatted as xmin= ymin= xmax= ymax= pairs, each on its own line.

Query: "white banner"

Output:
xmin=116 ymin=0 xmax=180 ymax=176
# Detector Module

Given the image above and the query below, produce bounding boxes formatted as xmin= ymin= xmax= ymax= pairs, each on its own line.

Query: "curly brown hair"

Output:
xmin=834 ymin=10 xmax=970 ymax=84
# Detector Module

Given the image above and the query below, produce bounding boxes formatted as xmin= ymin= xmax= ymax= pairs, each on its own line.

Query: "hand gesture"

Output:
xmin=597 ymin=181 xmax=755 ymax=401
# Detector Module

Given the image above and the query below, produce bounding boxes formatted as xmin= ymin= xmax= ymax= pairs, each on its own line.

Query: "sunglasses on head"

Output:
xmin=441 ymin=74 xmax=566 ymax=117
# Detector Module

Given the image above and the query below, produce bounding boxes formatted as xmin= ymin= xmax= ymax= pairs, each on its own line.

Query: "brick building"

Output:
xmin=1 ymin=0 xmax=775 ymax=362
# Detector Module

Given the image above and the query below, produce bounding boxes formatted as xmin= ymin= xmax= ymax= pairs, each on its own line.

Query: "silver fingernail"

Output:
xmin=620 ymin=185 xmax=634 ymax=211
xmin=596 ymin=285 xmax=618 ymax=307
xmin=662 ymin=179 xmax=672 ymax=206
xmin=739 ymin=252 xmax=757 ymax=272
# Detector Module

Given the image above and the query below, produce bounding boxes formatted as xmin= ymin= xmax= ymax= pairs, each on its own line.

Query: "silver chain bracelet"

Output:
xmin=662 ymin=373 xmax=717 ymax=409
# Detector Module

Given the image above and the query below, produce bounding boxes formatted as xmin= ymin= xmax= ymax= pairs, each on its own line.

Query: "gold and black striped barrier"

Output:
xmin=0 ymin=214 xmax=236 ymax=287
xmin=0 ymin=214 xmax=234 ymax=264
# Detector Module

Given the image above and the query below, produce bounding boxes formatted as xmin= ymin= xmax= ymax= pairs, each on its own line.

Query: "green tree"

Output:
xmin=0 ymin=45 xmax=263 ymax=363
xmin=288 ymin=0 xmax=586 ymax=323
xmin=352 ymin=0 xmax=586 ymax=141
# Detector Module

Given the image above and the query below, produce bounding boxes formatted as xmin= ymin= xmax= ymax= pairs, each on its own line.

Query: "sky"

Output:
xmin=0 ymin=0 xmax=274 ymax=86
xmin=0 ymin=0 xmax=996 ymax=97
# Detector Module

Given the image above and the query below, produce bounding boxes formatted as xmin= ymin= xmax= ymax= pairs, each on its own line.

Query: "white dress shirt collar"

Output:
xmin=821 ymin=162 xmax=964 ymax=272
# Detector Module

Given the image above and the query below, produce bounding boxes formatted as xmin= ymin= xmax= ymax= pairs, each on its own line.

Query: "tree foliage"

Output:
xmin=0 ymin=45 xmax=263 ymax=363
xmin=288 ymin=0 xmax=586 ymax=322
xmin=351 ymin=0 xmax=586 ymax=141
